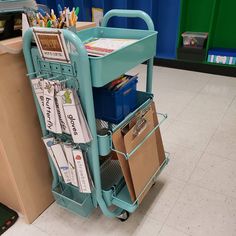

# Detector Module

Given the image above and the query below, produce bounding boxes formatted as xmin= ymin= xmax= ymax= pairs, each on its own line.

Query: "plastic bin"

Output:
xmin=52 ymin=182 xmax=94 ymax=217
xmin=93 ymin=75 xmax=138 ymax=124
xmin=182 ymin=32 xmax=208 ymax=48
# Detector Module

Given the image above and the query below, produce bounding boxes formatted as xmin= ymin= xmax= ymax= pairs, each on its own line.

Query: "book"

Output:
xmin=84 ymin=38 xmax=138 ymax=56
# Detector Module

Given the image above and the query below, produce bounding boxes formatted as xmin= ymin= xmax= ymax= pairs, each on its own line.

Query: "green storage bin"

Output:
xmin=52 ymin=182 xmax=94 ymax=217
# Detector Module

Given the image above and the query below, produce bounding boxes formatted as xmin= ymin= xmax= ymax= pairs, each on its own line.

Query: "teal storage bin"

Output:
xmin=76 ymin=27 xmax=157 ymax=87
xmin=52 ymin=182 xmax=94 ymax=217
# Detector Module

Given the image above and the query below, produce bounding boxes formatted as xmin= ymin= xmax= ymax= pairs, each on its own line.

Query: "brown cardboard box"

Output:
xmin=112 ymin=101 xmax=165 ymax=203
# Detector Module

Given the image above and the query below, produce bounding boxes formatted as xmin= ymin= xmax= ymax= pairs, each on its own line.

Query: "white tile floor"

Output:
xmin=4 ymin=65 xmax=236 ymax=236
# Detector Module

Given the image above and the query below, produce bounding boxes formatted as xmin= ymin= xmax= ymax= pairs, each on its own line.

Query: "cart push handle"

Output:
xmin=101 ymin=9 xmax=155 ymax=31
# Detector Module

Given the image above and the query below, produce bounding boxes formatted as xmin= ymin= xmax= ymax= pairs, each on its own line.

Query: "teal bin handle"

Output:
xmin=101 ymin=9 xmax=155 ymax=31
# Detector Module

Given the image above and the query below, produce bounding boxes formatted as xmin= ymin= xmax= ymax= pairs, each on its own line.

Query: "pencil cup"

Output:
xmin=97 ymin=128 xmax=111 ymax=156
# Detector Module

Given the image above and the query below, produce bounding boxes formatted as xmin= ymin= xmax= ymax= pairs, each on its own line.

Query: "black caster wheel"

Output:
xmin=117 ymin=210 xmax=130 ymax=222
xmin=151 ymin=181 xmax=156 ymax=188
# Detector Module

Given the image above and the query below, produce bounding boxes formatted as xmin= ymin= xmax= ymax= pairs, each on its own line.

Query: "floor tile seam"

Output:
xmin=184 ymin=122 xmax=224 ymax=184
xmin=150 ymin=181 xmax=189 ymax=233
xmin=196 ymin=75 xmax=236 ymax=95
xmin=158 ymin=224 xmax=192 ymax=236
xmin=217 ymin=95 xmax=236 ymax=122
xmin=31 ymin=224 xmax=51 ymax=236
xmin=187 ymin=181 xmax=236 ymax=201
xmin=172 ymin=90 xmax=203 ymax=121
xmin=160 ymin=173 xmax=189 ymax=184
xmin=204 ymin=150 xmax=236 ymax=163
xmin=156 ymin=85 xmax=207 ymax=94
xmin=184 ymin=138 xmax=213 ymax=183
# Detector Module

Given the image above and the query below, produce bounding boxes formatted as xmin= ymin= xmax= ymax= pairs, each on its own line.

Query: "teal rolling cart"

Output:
xmin=23 ymin=9 xmax=168 ymax=221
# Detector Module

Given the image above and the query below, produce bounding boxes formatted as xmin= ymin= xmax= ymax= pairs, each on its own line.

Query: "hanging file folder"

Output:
xmin=51 ymin=143 xmax=71 ymax=184
xmin=42 ymin=137 xmax=61 ymax=177
xmin=63 ymin=144 xmax=79 ymax=187
xmin=62 ymin=89 xmax=92 ymax=144
xmin=73 ymin=149 xmax=92 ymax=193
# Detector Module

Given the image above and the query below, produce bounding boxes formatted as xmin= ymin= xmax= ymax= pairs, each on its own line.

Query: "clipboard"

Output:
xmin=112 ymin=101 xmax=164 ymax=204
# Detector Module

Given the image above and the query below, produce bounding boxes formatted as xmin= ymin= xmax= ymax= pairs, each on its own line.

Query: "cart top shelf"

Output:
xmin=76 ymin=26 xmax=157 ymax=87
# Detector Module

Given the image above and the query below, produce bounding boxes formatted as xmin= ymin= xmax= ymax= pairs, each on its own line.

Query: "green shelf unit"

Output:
xmin=177 ymin=0 xmax=216 ymax=62
xmin=208 ymin=0 xmax=236 ymax=51
xmin=177 ymin=0 xmax=236 ymax=68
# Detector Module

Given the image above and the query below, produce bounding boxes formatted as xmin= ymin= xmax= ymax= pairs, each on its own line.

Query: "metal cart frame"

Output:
xmin=23 ymin=9 xmax=168 ymax=220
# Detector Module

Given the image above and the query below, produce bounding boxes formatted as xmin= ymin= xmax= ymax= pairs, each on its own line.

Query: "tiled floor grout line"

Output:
xmin=163 ymin=76 xmax=210 ymax=126
xmin=142 ymin=145 xmax=190 ymax=234
xmin=179 ymin=93 xmax=236 ymax=196
xmin=157 ymin=223 xmax=192 ymax=236
xmin=173 ymin=91 xmax=236 ymax=183
xmin=33 ymin=224 xmax=51 ymax=236
xmin=153 ymin=91 xmax=236 ymax=235
xmin=154 ymin=180 xmax=189 ymax=235
xmin=187 ymin=181 xmax=236 ymax=201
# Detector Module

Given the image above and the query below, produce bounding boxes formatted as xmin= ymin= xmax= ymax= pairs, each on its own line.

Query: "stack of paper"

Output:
xmin=84 ymin=38 xmax=138 ymax=57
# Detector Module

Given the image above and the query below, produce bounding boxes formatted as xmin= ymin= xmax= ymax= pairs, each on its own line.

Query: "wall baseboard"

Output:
xmin=154 ymin=58 xmax=236 ymax=78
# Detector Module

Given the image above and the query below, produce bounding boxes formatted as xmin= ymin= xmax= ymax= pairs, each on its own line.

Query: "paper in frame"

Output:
xmin=33 ymin=27 xmax=70 ymax=63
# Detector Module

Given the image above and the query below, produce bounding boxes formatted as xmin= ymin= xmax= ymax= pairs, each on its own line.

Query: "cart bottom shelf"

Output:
xmin=112 ymin=185 xmax=138 ymax=213
xmin=102 ymin=156 xmax=169 ymax=214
